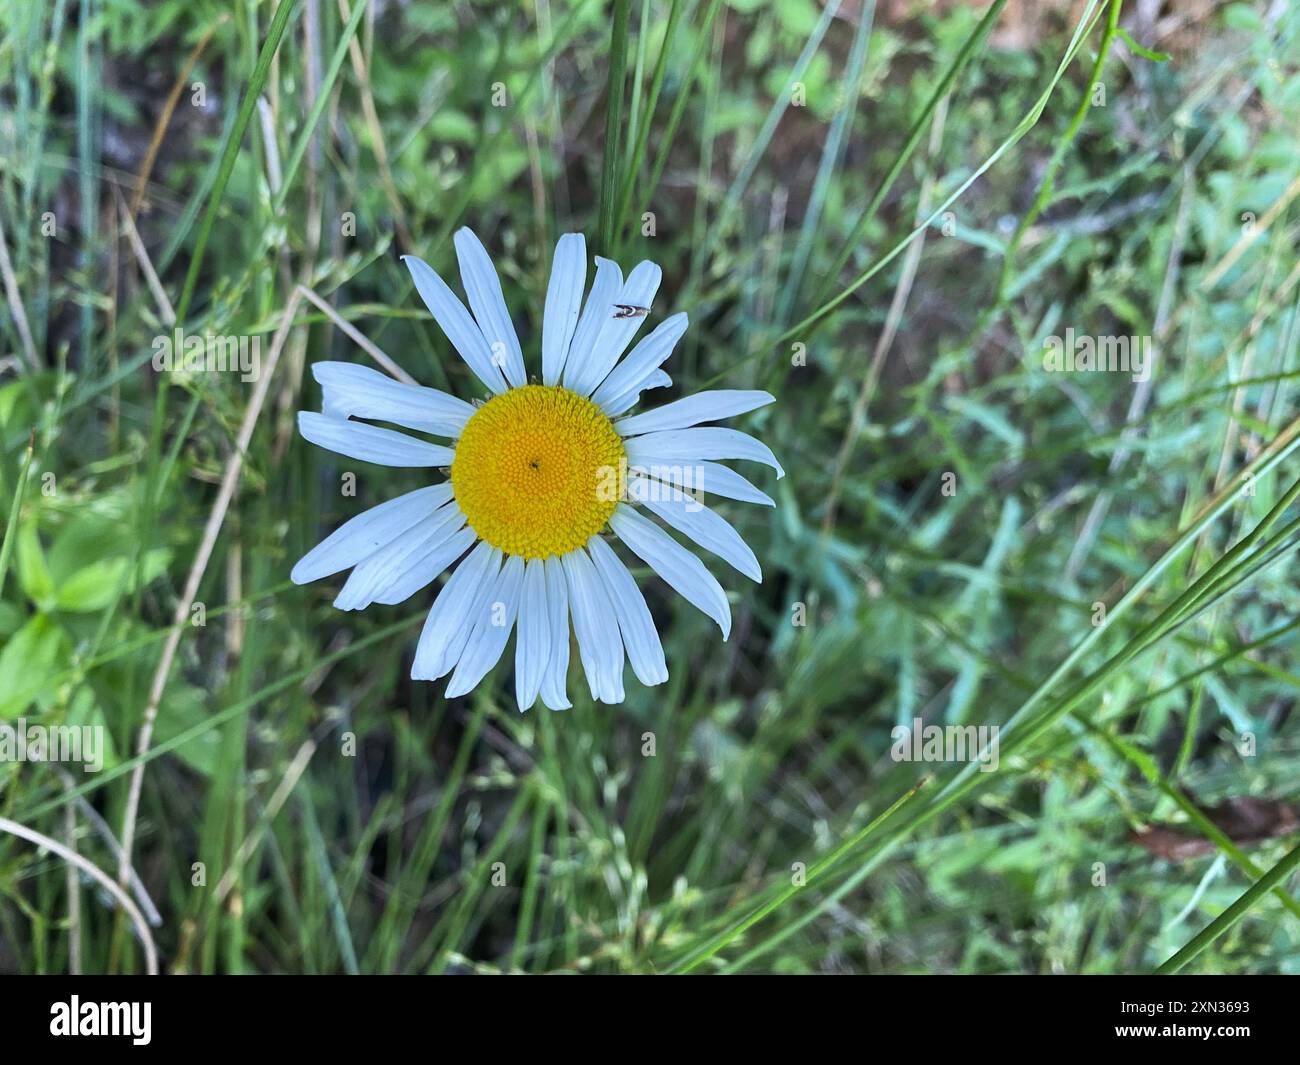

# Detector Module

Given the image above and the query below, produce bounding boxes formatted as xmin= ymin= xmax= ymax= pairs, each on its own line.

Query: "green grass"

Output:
xmin=1 ymin=0 xmax=1299 ymax=974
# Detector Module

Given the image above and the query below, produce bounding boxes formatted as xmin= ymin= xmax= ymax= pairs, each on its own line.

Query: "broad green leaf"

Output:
xmin=0 ymin=614 xmax=68 ymax=718
xmin=154 ymin=682 xmax=221 ymax=777
xmin=15 ymin=522 xmax=55 ymax=610
xmin=54 ymin=549 xmax=170 ymax=613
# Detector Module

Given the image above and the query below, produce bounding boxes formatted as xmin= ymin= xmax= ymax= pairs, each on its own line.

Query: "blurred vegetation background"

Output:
xmin=1 ymin=0 xmax=1299 ymax=974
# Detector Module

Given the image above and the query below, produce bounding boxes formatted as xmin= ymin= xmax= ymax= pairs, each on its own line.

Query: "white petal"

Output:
xmin=609 ymin=504 xmax=730 ymax=638
xmin=402 ymin=254 xmax=507 ymax=395
xmin=561 ymin=548 xmax=625 ymax=704
xmin=453 ymin=228 xmax=526 ymax=389
xmin=629 ymin=474 xmax=761 ymax=581
xmin=514 ymin=559 xmax=550 ymax=712
xmin=590 ymin=313 xmax=688 ymax=411
xmin=540 ymin=558 xmax=572 ymax=710
xmin=292 ymin=484 xmax=451 ymax=584
xmin=411 ymin=542 xmax=501 ymax=680
xmin=313 ymin=362 xmax=474 ymax=438
xmin=542 ymin=234 xmax=587 ymax=386
xmin=562 ymin=257 xmax=622 ymax=393
xmin=599 ymin=368 xmax=673 ymax=417
xmin=446 ymin=554 xmax=525 ymax=697
xmin=333 ymin=501 xmax=468 ymax=611
xmin=637 ymin=460 xmax=774 ymax=508
xmin=586 ymin=536 xmax=667 ymax=686
xmin=374 ymin=525 xmax=478 ymax=606
xmin=332 ymin=510 xmax=446 ymax=611
xmin=624 ymin=426 xmax=783 ymax=478
xmin=567 ymin=261 xmax=662 ymax=396
xmin=298 ymin=412 xmax=454 ymax=468
xmin=617 ymin=390 xmax=774 ymax=437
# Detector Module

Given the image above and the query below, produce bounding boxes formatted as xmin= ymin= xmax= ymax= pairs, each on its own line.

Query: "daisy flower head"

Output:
xmin=293 ymin=228 xmax=782 ymax=711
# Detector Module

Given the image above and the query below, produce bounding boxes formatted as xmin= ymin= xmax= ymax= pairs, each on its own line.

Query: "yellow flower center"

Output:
xmin=451 ymin=384 xmax=626 ymax=560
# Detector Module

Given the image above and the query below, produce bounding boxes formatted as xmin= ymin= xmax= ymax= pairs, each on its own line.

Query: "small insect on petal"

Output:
xmin=611 ymin=304 xmax=650 ymax=319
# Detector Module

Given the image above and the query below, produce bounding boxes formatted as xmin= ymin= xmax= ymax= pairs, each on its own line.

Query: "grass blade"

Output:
xmin=597 ymin=0 xmax=633 ymax=254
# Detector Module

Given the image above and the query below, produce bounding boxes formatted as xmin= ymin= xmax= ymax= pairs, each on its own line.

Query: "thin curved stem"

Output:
xmin=0 ymin=815 xmax=160 ymax=975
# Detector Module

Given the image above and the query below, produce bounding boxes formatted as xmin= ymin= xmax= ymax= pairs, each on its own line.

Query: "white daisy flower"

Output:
xmin=293 ymin=228 xmax=782 ymax=710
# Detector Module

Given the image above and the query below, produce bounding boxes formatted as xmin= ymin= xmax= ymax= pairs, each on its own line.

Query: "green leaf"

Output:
xmin=67 ymin=685 xmax=119 ymax=772
xmin=40 ymin=504 xmax=170 ymax=611
xmin=53 ymin=550 xmax=169 ymax=612
xmin=15 ymin=522 xmax=55 ymax=610
xmin=1116 ymin=26 xmax=1169 ymax=62
xmin=54 ymin=557 xmax=130 ymax=612
xmin=0 ymin=428 xmax=37 ymax=603
xmin=1221 ymin=3 xmax=1264 ymax=32
xmin=154 ymin=682 xmax=228 ymax=778
xmin=427 ymin=110 xmax=477 ymax=145
xmin=773 ymin=0 xmax=819 ymax=37
xmin=47 ymin=506 xmax=128 ymax=584
xmin=0 ymin=615 xmax=68 ymax=718
xmin=0 ymin=600 xmax=23 ymax=637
